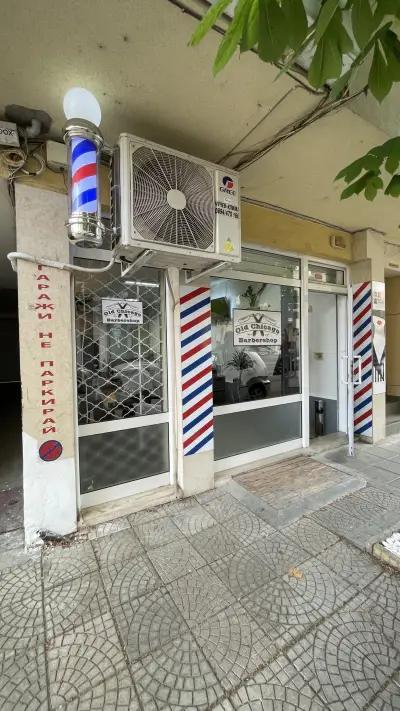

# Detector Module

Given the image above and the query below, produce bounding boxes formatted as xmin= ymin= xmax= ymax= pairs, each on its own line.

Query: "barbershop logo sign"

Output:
xmin=102 ymin=298 xmax=143 ymax=324
xmin=233 ymin=309 xmax=281 ymax=346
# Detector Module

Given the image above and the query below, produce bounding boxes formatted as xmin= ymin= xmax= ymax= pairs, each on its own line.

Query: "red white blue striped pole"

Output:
xmin=180 ymin=285 xmax=214 ymax=456
xmin=63 ymin=88 xmax=104 ymax=246
xmin=353 ymin=281 xmax=373 ymax=438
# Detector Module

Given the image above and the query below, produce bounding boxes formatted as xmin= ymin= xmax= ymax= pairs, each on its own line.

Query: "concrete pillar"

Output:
xmin=15 ymin=184 xmax=77 ymax=545
xmin=172 ymin=272 xmax=214 ymax=497
xmin=351 ymin=230 xmax=385 ymax=442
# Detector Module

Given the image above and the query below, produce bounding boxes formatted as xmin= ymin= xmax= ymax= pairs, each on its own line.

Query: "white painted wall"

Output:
xmin=15 ymin=185 xmax=77 ymax=545
xmin=308 ymin=291 xmax=337 ymax=400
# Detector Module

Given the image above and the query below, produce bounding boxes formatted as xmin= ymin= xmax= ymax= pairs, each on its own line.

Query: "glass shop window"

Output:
xmin=211 ymin=277 xmax=301 ymax=406
xmin=234 ymin=248 xmax=300 ymax=280
xmin=74 ymin=261 xmax=167 ymax=425
xmin=308 ymin=263 xmax=345 ymax=286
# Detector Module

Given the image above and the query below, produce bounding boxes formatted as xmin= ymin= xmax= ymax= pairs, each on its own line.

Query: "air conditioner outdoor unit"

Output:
xmin=111 ymin=133 xmax=241 ymax=270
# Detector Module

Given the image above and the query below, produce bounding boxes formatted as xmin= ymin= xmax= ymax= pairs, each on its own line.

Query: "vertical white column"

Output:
xmin=15 ymin=184 xmax=78 ymax=545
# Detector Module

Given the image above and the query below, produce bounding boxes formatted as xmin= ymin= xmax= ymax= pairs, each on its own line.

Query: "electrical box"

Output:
xmin=46 ymin=140 xmax=67 ymax=170
xmin=0 ymin=121 xmax=19 ymax=147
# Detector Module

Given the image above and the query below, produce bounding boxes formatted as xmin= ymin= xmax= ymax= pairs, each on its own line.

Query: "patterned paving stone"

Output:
xmin=47 ymin=613 xmax=128 ymax=707
xmin=210 ymin=545 xmax=273 ymax=599
xmin=191 ymin=600 xmax=273 ymax=691
xmin=241 ymin=558 xmax=357 ymax=655
xmin=128 ymin=507 xmax=167 ymax=526
xmin=147 ymin=538 xmax=205 ymax=583
xmin=172 ymin=504 xmax=216 ymax=537
xmin=365 ymin=678 xmax=400 ymax=710
xmin=364 ymin=571 xmax=400 ymax=618
xmin=92 ymin=529 xmax=144 ymax=567
xmin=167 ymin=566 xmax=235 ymax=627
xmin=195 ymin=487 xmax=227 ymax=505
xmin=0 ymin=560 xmax=41 ymax=607
xmin=231 ymin=682 xmax=325 ymax=710
xmin=230 ymin=656 xmax=326 ymax=710
xmin=310 ymin=506 xmax=362 ymax=536
xmin=203 ymin=493 xmax=248 ymax=522
xmin=250 ymin=532 xmax=310 ymax=579
xmin=0 ymin=564 xmax=44 ymax=652
xmin=132 ymin=517 xmax=183 ymax=550
xmin=100 ymin=555 xmax=161 ymax=607
xmin=131 ymin=632 xmax=225 ymax=710
xmin=331 ymin=494 xmax=386 ymax=521
xmin=286 ymin=608 xmax=400 ymax=710
xmin=44 ymin=571 xmax=109 ymax=639
xmin=43 ymin=542 xmax=98 ymax=588
xmin=213 ymin=701 xmax=234 ymax=711
xmin=0 ymin=646 xmax=48 ymax=711
xmin=282 ymin=519 xmax=338 ymax=556
xmin=91 ymin=516 xmax=131 ymax=539
xmin=189 ymin=524 xmax=240 ymax=563
xmin=113 ymin=587 xmax=187 ymax=662
xmin=318 ymin=540 xmax=382 ymax=589
xmin=161 ymin=497 xmax=199 ymax=516
xmin=57 ymin=667 xmax=140 ymax=710
xmin=222 ymin=511 xmax=275 ymax=547
xmin=356 ymin=486 xmax=400 ymax=511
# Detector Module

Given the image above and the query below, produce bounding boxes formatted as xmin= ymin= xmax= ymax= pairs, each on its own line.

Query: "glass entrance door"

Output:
xmin=308 ymin=290 xmax=348 ymax=439
xmin=74 ymin=257 xmax=171 ymax=506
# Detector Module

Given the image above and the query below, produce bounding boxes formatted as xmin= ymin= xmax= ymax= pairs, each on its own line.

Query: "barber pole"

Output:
xmin=71 ymin=137 xmax=98 ymax=214
xmin=353 ymin=282 xmax=373 ymax=437
xmin=180 ymin=286 xmax=214 ymax=456
xmin=64 ymin=117 xmax=103 ymax=246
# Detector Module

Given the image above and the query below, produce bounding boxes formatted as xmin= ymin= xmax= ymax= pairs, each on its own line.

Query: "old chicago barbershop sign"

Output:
xmin=35 ymin=265 xmax=63 ymax=461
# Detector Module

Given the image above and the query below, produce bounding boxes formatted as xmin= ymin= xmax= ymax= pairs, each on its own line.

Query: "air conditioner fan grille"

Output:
xmin=131 ymin=147 xmax=214 ymax=251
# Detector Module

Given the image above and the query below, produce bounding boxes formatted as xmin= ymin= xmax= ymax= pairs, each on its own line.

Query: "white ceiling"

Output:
xmin=0 ymin=0 xmax=399 ymax=278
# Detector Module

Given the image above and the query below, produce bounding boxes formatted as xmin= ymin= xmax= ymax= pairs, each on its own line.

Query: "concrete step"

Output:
xmin=386 ymin=397 xmax=400 ymax=416
xmin=386 ymin=418 xmax=400 ymax=437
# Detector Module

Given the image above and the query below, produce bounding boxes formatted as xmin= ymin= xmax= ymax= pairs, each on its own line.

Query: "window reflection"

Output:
xmin=211 ymin=277 xmax=301 ymax=406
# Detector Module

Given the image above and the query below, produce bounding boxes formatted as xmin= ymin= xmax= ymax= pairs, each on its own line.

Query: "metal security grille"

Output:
xmin=74 ymin=260 xmax=167 ymax=426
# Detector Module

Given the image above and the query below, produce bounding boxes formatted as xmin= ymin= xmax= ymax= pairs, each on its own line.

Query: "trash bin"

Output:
xmin=315 ymin=399 xmax=325 ymax=436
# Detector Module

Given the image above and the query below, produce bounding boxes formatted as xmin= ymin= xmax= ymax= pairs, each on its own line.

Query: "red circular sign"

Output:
xmin=39 ymin=440 xmax=63 ymax=462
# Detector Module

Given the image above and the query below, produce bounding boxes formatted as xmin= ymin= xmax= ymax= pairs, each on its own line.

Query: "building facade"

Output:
xmin=11 ymin=172 xmax=390 ymax=545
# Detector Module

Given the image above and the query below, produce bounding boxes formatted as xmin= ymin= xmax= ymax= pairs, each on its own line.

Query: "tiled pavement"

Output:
xmin=1 ymin=480 xmax=400 ymax=711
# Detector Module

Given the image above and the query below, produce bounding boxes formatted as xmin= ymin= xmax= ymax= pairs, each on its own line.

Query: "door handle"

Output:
xmin=340 ymin=355 xmax=349 ymax=385
xmin=352 ymin=355 xmax=362 ymax=385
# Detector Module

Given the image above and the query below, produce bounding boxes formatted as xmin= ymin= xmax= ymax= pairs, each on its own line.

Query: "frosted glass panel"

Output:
xmin=214 ymin=402 xmax=301 ymax=460
xmin=79 ymin=423 xmax=169 ymax=494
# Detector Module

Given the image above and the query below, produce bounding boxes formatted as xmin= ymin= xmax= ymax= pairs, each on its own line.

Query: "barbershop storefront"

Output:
xmin=73 ymin=243 xmax=349 ymax=508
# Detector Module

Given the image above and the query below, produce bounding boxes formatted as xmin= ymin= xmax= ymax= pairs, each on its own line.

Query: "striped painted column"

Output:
xmin=353 ymin=281 xmax=373 ymax=437
xmin=180 ymin=286 xmax=214 ymax=456
xmin=70 ymin=137 xmax=98 ymax=214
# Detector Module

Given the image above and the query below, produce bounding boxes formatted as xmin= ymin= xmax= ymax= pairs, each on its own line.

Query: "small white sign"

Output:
xmin=102 ymin=298 xmax=143 ymax=324
xmin=233 ymin=309 xmax=281 ymax=346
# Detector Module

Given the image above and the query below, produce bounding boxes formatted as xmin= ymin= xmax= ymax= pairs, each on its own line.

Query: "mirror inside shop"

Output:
xmin=210 ymin=277 xmax=301 ymax=406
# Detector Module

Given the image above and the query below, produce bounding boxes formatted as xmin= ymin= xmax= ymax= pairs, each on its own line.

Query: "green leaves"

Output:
xmin=369 ymin=41 xmax=392 ymax=101
xmin=281 ymin=0 xmax=308 ymax=51
xmin=213 ymin=0 xmax=250 ymax=74
xmin=314 ymin=0 xmax=339 ymax=43
xmin=352 ymin=0 xmax=375 ymax=49
xmin=258 ymin=0 xmax=287 ymax=63
xmin=189 ymin=0 xmax=400 ymax=202
xmin=385 ymin=175 xmax=400 ymax=197
xmin=309 ymin=36 xmax=342 ymax=86
xmin=190 ymin=0 xmax=232 ymax=47
xmin=241 ymin=0 xmax=259 ymax=51
xmin=336 ymin=138 xmax=400 ymax=201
